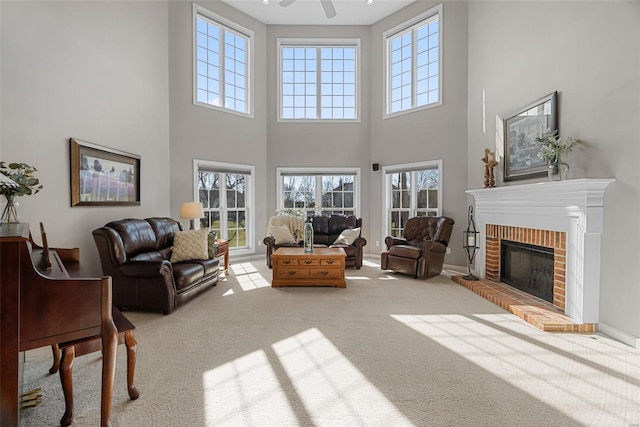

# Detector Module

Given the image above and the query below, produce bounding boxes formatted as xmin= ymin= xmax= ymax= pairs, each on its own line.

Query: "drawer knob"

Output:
xmin=326 ymin=260 xmax=334 ymax=264
xmin=304 ymin=260 xmax=312 ymax=264
xmin=283 ymin=260 xmax=291 ymax=265
xmin=288 ymin=271 xmax=296 ymax=276
xmin=321 ymin=271 xmax=329 ymax=275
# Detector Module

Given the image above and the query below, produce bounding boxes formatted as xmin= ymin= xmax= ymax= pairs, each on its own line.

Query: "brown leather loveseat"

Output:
xmin=264 ymin=214 xmax=367 ymax=269
xmin=380 ymin=216 xmax=454 ymax=279
xmin=93 ymin=217 xmax=219 ymax=314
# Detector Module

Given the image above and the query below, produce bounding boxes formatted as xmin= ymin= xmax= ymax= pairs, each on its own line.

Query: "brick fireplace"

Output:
xmin=467 ymin=179 xmax=614 ymax=325
xmin=485 ymin=224 xmax=566 ymax=311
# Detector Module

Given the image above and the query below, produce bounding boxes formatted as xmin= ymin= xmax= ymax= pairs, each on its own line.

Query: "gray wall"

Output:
xmin=168 ymin=1 xmax=268 ymax=244
xmin=369 ymin=1 xmax=469 ymax=266
xmin=1 ymin=1 xmax=170 ymax=274
xmin=467 ymin=1 xmax=640 ymax=338
xmin=265 ymin=24 xmax=372 ymax=248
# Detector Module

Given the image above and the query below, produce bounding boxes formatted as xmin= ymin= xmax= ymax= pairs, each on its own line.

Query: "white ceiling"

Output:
xmin=220 ymin=0 xmax=416 ymax=26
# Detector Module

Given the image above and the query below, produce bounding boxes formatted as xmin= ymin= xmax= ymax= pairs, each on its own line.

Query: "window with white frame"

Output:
xmin=278 ymin=39 xmax=359 ymax=121
xmin=383 ymin=161 xmax=441 ymax=238
xmin=277 ymin=168 xmax=360 ymax=217
xmin=195 ymin=160 xmax=255 ymax=252
xmin=384 ymin=5 xmax=441 ymax=117
xmin=194 ymin=4 xmax=252 ymax=116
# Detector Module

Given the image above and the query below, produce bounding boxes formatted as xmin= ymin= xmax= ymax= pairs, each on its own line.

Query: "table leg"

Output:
xmin=49 ymin=343 xmax=60 ymax=374
xmin=125 ymin=330 xmax=140 ymax=400
xmin=59 ymin=346 xmax=75 ymax=427
xmin=100 ymin=320 xmax=117 ymax=427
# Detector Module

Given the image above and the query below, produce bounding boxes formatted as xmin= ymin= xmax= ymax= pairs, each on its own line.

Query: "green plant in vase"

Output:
xmin=535 ymin=130 xmax=580 ymax=181
xmin=0 ymin=162 xmax=43 ymax=223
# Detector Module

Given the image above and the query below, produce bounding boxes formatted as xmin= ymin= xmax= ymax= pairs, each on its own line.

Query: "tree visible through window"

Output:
xmin=386 ymin=163 xmax=440 ymax=237
xmin=197 ymin=164 xmax=252 ymax=250
xmin=278 ymin=169 xmax=359 ymax=217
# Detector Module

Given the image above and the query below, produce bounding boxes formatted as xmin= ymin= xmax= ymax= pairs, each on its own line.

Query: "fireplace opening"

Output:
xmin=500 ymin=240 xmax=554 ymax=303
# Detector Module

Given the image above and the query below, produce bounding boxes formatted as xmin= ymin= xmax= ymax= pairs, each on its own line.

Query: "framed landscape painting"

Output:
xmin=503 ymin=91 xmax=558 ymax=181
xmin=70 ymin=138 xmax=140 ymax=206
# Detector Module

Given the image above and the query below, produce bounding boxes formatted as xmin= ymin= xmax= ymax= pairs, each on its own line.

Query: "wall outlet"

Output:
xmin=446 ymin=247 xmax=451 ymax=254
xmin=376 ymin=240 xmax=380 ymax=247
xmin=257 ymin=240 xmax=262 ymax=247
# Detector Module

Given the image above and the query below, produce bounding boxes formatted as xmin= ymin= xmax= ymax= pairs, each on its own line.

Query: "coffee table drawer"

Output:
xmin=275 ymin=258 xmax=298 ymax=266
xmin=309 ymin=268 xmax=341 ymax=279
xmin=275 ymin=268 xmax=309 ymax=279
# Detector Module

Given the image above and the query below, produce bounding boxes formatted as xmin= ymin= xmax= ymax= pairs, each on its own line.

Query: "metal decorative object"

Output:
xmin=463 ymin=206 xmax=479 ymax=281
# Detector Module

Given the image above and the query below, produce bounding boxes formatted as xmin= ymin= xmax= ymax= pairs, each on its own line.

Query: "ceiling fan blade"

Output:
xmin=320 ymin=0 xmax=337 ymax=19
xmin=279 ymin=0 xmax=295 ymax=7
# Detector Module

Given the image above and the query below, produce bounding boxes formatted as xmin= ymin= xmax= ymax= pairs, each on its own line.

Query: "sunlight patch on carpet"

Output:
xmin=202 ymin=350 xmax=295 ymax=426
xmin=391 ymin=313 xmax=640 ymax=426
xmin=345 ymin=275 xmax=370 ymax=280
xmin=272 ymin=328 xmax=414 ymax=426
xmin=232 ymin=262 xmax=270 ymax=291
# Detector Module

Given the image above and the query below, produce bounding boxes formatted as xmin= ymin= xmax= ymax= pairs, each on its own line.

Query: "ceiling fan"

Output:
xmin=279 ymin=0 xmax=337 ymax=20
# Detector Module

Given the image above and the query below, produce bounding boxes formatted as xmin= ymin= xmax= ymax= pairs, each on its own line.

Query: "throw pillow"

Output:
xmin=170 ymin=228 xmax=209 ymax=263
xmin=270 ymin=224 xmax=297 ymax=245
xmin=333 ymin=227 xmax=361 ymax=245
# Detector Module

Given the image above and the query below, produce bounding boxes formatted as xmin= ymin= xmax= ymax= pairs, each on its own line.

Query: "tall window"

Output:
xmin=194 ymin=4 xmax=252 ymax=116
xmin=277 ymin=168 xmax=360 ymax=217
xmin=195 ymin=160 xmax=255 ymax=253
xmin=384 ymin=5 xmax=441 ymax=117
xmin=384 ymin=161 xmax=441 ymax=237
xmin=277 ymin=39 xmax=359 ymax=121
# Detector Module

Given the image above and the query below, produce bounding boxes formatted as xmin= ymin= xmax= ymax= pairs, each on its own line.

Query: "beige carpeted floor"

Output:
xmin=20 ymin=259 xmax=640 ymax=426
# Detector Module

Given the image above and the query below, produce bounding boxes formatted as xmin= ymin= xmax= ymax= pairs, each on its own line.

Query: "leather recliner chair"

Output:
xmin=380 ymin=216 xmax=454 ymax=279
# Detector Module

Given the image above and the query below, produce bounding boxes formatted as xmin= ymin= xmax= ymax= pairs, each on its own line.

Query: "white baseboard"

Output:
xmin=598 ymin=322 xmax=640 ymax=349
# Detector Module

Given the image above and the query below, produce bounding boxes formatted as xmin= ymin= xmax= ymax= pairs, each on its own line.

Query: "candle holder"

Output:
xmin=462 ymin=205 xmax=479 ymax=281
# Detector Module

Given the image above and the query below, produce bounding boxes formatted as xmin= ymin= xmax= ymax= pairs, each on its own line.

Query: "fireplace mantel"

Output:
xmin=467 ymin=178 xmax=614 ymax=324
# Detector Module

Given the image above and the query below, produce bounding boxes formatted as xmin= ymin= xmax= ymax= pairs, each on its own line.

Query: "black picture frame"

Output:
xmin=503 ymin=91 xmax=558 ymax=181
xmin=70 ymin=138 xmax=141 ymax=206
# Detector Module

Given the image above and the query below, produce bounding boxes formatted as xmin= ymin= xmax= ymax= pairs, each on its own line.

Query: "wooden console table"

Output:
xmin=271 ymin=247 xmax=346 ymax=288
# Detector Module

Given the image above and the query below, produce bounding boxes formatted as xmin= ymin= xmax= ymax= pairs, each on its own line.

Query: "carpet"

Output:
xmin=20 ymin=259 xmax=640 ymax=426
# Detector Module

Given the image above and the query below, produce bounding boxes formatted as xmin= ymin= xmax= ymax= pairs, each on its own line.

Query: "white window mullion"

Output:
xmin=411 ymin=29 xmax=417 ymax=109
xmin=316 ymin=47 xmax=322 ymax=120
xmin=219 ymin=32 xmax=226 ymax=108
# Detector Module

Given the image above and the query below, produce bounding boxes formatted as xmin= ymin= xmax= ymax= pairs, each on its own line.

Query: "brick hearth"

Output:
xmin=451 ymin=275 xmax=597 ymax=333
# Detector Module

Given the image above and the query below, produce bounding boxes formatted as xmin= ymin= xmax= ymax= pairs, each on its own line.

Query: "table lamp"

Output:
xmin=180 ymin=202 xmax=204 ymax=230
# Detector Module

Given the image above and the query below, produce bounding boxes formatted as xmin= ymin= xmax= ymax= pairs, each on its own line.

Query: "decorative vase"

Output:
xmin=303 ymin=217 xmax=314 ymax=253
xmin=547 ymin=156 xmax=569 ymax=181
xmin=1 ymin=195 xmax=20 ymax=223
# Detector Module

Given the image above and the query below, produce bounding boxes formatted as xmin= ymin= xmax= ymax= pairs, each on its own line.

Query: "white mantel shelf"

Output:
xmin=467 ymin=178 xmax=615 ymax=207
xmin=467 ymin=178 xmax=615 ymax=324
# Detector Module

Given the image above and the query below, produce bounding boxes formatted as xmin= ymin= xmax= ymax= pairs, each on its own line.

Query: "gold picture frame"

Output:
xmin=70 ymin=138 xmax=140 ymax=206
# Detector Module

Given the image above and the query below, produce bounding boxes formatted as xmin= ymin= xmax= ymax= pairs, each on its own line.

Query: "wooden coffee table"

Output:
xmin=272 ymin=247 xmax=346 ymax=288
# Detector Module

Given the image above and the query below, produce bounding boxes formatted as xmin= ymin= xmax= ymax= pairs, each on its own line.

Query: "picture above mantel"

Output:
xmin=503 ymin=91 xmax=558 ymax=182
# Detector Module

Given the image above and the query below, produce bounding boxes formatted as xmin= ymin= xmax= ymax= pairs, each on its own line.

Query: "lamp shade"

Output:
xmin=180 ymin=202 xmax=204 ymax=220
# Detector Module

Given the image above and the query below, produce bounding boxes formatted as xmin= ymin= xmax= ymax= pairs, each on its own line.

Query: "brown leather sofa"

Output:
xmin=92 ymin=217 xmax=219 ymax=314
xmin=380 ymin=216 xmax=454 ymax=279
xmin=264 ymin=214 xmax=367 ymax=269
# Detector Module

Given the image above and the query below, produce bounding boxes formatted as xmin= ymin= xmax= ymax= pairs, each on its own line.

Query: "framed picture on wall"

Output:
xmin=70 ymin=138 xmax=141 ymax=206
xmin=503 ymin=91 xmax=558 ymax=181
